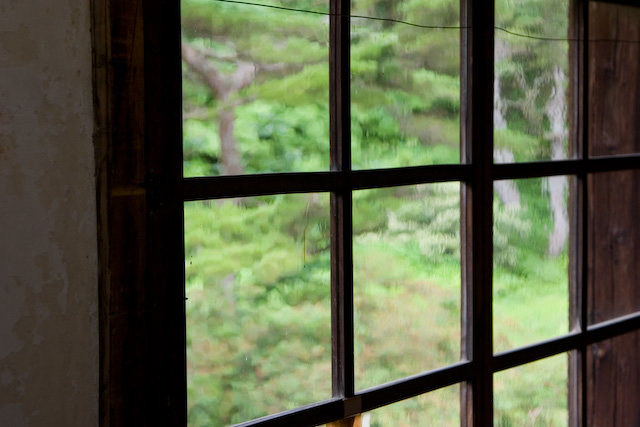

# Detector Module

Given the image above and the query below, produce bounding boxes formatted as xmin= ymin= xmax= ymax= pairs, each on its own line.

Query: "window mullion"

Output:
xmin=567 ymin=1 xmax=583 ymax=424
xmin=579 ymin=1 xmax=590 ymax=425
xmin=142 ymin=0 xmax=186 ymax=424
xmin=329 ymin=0 xmax=355 ymax=402
xmin=460 ymin=0 xmax=494 ymax=425
xmin=566 ymin=1 xmax=590 ymax=425
xmin=578 ymin=0 xmax=589 ymax=333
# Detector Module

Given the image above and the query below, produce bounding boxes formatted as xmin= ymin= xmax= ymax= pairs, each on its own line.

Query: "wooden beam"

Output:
xmin=94 ymin=0 xmax=186 ymax=424
xmin=586 ymin=2 xmax=640 ymax=425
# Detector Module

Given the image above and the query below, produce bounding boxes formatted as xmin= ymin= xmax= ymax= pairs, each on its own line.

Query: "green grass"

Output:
xmin=185 ymin=174 xmax=570 ymax=426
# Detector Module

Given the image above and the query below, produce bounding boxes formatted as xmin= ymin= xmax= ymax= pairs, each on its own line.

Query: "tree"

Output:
xmin=182 ymin=41 xmax=255 ymax=175
xmin=182 ymin=0 xmax=330 ymax=177
xmin=182 ymin=0 xmax=572 ymax=425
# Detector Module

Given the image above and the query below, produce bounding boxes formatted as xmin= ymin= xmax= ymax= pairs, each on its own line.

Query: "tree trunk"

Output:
xmin=181 ymin=41 xmax=254 ymax=176
xmin=545 ymin=66 xmax=569 ymax=257
xmin=218 ymin=108 xmax=243 ymax=176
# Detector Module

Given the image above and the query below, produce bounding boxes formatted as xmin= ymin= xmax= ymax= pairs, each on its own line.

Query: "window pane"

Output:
xmin=587 ymin=331 xmax=640 ymax=425
xmin=493 ymin=177 xmax=570 ymax=352
xmin=181 ymin=0 xmax=329 ymax=177
xmin=351 ymin=0 xmax=461 ymax=169
xmin=353 ymin=183 xmax=461 ymax=390
xmin=366 ymin=384 xmax=460 ymax=426
xmin=494 ymin=354 xmax=568 ymax=426
xmin=588 ymin=171 xmax=640 ymax=325
xmin=588 ymin=2 xmax=640 ymax=157
xmin=184 ymin=194 xmax=331 ymax=425
xmin=360 ymin=385 xmax=461 ymax=426
xmin=494 ymin=0 xmax=570 ymax=163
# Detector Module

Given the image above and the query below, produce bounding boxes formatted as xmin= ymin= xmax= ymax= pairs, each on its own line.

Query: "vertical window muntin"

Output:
xmin=179 ymin=0 xmax=640 ymax=425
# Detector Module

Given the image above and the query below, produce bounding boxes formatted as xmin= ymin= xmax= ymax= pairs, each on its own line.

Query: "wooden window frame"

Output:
xmin=94 ymin=0 xmax=640 ymax=425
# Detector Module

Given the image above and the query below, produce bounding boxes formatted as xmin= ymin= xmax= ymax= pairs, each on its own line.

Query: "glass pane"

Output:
xmin=588 ymin=171 xmax=640 ymax=325
xmin=185 ymin=194 xmax=331 ymax=425
xmin=353 ymin=183 xmax=461 ymax=390
xmin=351 ymin=0 xmax=461 ymax=169
xmin=366 ymin=384 xmax=460 ymax=426
xmin=181 ymin=0 xmax=329 ymax=177
xmin=494 ymin=354 xmax=568 ymax=426
xmin=366 ymin=385 xmax=460 ymax=426
xmin=493 ymin=177 xmax=570 ymax=352
xmin=587 ymin=331 xmax=640 ymax=425
xmin=494 ymin=0 xmax=570 ymax=163
xmin=318 ymin=385 xmax=459 ymax=427
xmin=588 ymin=2 xmax=640 ymax=157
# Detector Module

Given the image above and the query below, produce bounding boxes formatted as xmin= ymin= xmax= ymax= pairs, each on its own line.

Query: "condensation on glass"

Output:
xmin=181 ymin=0 xmax=330 ymax=177
xmin=184 ymin=193 xmax=331 ymax=425
xmin=494 ymin=0 xmax=570 ymax=163
xmin=353 ymin=183 xmax=461 ymax=390
xmin=494 ymin=354 xmax=568 ymax=426
xmin=493 ymin=177 xmax=570 ymax=352
xmin=350 ymin=0 xmax=461 ymax=169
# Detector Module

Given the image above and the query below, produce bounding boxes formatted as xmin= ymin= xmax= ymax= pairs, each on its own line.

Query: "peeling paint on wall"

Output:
xmin=0 ymin=0 xmax=98 ymax=425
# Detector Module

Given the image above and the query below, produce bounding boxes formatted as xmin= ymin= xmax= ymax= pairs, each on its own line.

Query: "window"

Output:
xmin=95 ymin=0 xmax=640 ymax=426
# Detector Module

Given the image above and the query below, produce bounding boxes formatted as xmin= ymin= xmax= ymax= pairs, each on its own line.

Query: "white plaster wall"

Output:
xmin=0 ymin=0 xmax=98 ymax=425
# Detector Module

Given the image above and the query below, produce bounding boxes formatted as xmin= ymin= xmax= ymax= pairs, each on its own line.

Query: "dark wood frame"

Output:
xmin=94 ymin=0 xmax=640 ymax=425
xmin=93 ymin=0 xmax=185 ymax=425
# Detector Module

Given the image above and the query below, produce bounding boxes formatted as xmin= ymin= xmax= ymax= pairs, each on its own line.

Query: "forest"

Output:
xmin=181 ymin=0 xmax=571 ymax=425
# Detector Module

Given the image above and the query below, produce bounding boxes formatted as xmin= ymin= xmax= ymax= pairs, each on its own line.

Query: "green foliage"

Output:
xmin=494 ymin=354 xmax=568 ymax=427
xmin=235 ymin=101 xmax=330 ymax=173
xmin=494 ymin=0 xmax=570 ymax=162
xmin=356 ymin=183 xmax=460 ymax=262
xmin=185 ymin=195 xmax=332 ymax=425
xmin=494 ymin=128 xmax=545 ymax=161
xmin=182 ymin=0 xmax=572 ymax=425
xmin=247 ymin=64 xmax=329 ymax=106
xmin=183 ymin=119 xmax=222 ymax=176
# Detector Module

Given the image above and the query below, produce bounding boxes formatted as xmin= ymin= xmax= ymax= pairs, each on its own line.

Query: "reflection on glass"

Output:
xmin=494 ymin=355 xmax=568 ymax=426
xmin=588 ymin=171 xmax=640 ymax=324
xmin=351 ymin=0 xmax=461 ymax=169
xmin=353 ymin=183 xmax=461 ymax=390
xmin=493 ymin=177 xmax=569 ymax=352
xmin=185 ymin=194 xmax=331 ymax=425
xmin=494 ymin=0 xmax=569 ymax=163
xmin=181 ymin=0 xmax=329 ymax=177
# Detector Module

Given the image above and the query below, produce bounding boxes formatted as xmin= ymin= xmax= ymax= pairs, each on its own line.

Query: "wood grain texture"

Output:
xmin=94 ymin=0 xmax=149 ymax=425
xmin=587 ymin=3 xmax=640 ymax=426
xmin=588 ymin=2 xmax=640 ymax=158
xmin=94 ymin=0 xmax=186 ymax=425
xmin=460 ymin=0 xmax=495 ymax=424
xmin=329 ymin=0 xmax=355 ymax=400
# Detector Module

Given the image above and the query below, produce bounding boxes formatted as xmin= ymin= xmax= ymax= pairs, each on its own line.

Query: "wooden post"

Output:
xmin=586 ymin=2 xmax=640 ymax=426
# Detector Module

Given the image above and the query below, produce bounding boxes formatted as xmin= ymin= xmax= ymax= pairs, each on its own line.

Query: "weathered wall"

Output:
xmin=0 ymin=0 xmax=98 ymax=425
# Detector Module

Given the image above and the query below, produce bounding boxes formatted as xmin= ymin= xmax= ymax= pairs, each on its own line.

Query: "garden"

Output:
xmin=181 ymin=0 xmax=571 ymax=425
